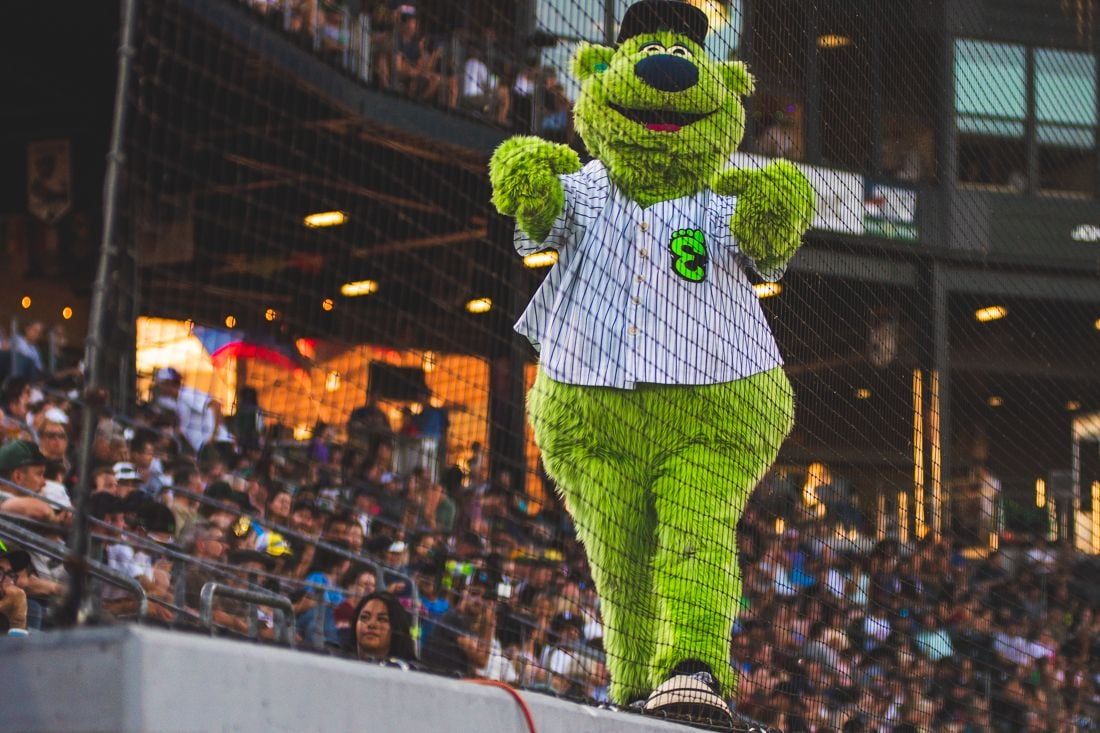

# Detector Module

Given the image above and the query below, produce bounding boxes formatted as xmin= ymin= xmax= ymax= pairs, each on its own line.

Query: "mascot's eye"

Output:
xmin=640 ymin=43 xmax=664 ymax=54
xmin=668 ymin=45 xmax=692 ymax=57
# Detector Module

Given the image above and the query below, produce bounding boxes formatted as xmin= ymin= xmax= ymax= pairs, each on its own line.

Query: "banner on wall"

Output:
xmin=863 ymin=180 xmax=919 ymax=241
xmin=728 ymin=152 xmax=877 ymax=238
xmin=27 ymin=139 xmax=72 ymax=225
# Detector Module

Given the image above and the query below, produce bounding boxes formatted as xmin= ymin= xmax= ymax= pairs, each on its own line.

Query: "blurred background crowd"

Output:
xmin=1 ymin=344 xmax=1097 ymax=732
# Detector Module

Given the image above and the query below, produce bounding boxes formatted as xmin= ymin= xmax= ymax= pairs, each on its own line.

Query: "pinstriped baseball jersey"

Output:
xmin=514 ymin=159 xmax=785 ymax=389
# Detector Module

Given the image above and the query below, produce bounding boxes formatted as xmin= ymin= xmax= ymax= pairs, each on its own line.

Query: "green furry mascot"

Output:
xmin=490 ymin=0 xmax=814 ymax=723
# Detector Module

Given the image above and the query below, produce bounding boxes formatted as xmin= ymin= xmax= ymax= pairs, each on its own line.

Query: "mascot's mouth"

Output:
xmin=608 ymin=102 xmax=713 ymax=133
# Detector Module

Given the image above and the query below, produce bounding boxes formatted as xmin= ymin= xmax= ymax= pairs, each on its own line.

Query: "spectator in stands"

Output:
xmin=39 ymin=460 xmax=71 ymax=510
xmin=368 ymin=1 xmax=402 ymax=89
xmin=200 ymin=480 xmax=245 ymax=532
xmin=453 ymin=44 xmax=509 ymax=124
xmin=353 ymin=590 xmax=417 ymax=664
xmin=10 ymin=321 xmax=45 ymax=375
xmin=265 ymin=487 xmax=293 ymax=528
xmin=166 ymin=464 xmax=203 ymax=537
xmin=347 ymin=396 xmax=391 ymax=456
xmin=112 ymin=462 xmax=143 ymax=500
xmin=334 ymin=567 xmax=377 ymax=646
xmin=298 ymin=543 xmax=352 ymax=646
xmin=421 ymin=573 xmax=497 ymax=677
xmin=129 ymin=430 xmax=164 ymax=495
xmin=0 ymin=440 xmax=68 ymax=527
xmin=153 ymin=367 xmax=222 ymax=453
xmin=0 ymin=541 xmax=30 ymax=636
xmin=393 ymin=8 xmax=441 ymax=103
xmin=34 ymin=407 xmax=69 ymax=468
xmin=183 ymin=522 xmax=228 ymax=607
xmin=1 ymin=376 xmax=35 ymax=442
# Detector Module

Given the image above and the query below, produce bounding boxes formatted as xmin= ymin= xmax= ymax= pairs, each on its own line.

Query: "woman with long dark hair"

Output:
xmin=352 ymin=591 xmax=417 ymax=664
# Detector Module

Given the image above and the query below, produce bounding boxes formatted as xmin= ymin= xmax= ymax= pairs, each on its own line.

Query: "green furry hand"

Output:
xmin=712 ymin=160 xmax=815 ymax=270
xmin=490 ymin=136 xmax=582 ymax=244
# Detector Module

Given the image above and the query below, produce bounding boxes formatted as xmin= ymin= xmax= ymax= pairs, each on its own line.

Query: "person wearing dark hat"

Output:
xmin=0 ymin=539 xmax=30 ymax=636
xmin=0 ymin=439 xmax=69 ymax=527
xmin=421 ymin=570 xmax=498 ymax=678
xmin=490 ymin=0 xmax=815 ymax=720
xmin=200 ymin=480 xmax=245 ymax=531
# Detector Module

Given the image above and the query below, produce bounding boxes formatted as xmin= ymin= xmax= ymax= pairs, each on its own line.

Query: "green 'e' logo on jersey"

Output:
xmin=670 ymin=228 xmax=708 ymax=282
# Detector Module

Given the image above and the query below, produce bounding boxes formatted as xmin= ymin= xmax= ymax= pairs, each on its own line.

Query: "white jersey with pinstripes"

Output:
xmin=514 ymin=159 xmax=785 ymax=390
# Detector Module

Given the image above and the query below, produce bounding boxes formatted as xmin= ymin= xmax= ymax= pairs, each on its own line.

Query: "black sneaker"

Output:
xmin=643 ymin=661 xmax=733 ymax=726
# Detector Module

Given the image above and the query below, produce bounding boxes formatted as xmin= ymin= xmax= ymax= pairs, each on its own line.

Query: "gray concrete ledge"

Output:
xmin=0 ymin=626 xmax=695 ymax=733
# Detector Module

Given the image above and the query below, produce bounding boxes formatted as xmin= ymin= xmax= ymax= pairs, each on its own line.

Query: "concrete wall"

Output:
xmin=0 ymin=626 xmax=693 ymax=733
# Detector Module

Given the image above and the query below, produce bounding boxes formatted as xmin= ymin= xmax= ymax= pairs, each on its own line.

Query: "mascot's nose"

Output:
xmin=634 ymin=54 xmax=699 ymax=92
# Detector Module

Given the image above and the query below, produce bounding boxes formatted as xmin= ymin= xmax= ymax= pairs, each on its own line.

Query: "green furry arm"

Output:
xmin=490 ymin=136 xmax=582 ymax=244
xmin=712 ymin=160 xmax=815 ymax=272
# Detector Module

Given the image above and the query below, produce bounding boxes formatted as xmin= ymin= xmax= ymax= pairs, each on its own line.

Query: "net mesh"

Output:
xmin=2 ymin=0 xmax=1100 ymax=730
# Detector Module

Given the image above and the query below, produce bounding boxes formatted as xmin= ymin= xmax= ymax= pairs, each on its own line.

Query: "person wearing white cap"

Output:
xmin=153 ymin=367 xmax=222 ymax=454
xmin=113 ymin=462 xmax=142 ymax=500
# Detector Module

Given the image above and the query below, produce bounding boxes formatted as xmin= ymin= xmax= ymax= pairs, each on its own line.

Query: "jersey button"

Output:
xmin=635 ymin=274 xmax=645 ymax=283
xmin=639 ymin=221 xmax=649 ymax=232
xmin=639 ymin=248 xmax=649 ymax=258
xmin=627 ymin=326 xmax=638 ymax=335
xmin=631 ymin=296 xmax=641 ymax=305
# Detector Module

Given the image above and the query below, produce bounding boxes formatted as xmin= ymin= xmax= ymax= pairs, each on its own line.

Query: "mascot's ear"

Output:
xmin=573 ymin=43 xmax=615 ymax=81
xmin=723 ymin=60 xmax=755 ymax=96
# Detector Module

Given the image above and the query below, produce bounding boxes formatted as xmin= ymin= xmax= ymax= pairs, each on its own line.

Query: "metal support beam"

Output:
xmin=58 ymin=0 xmax=138 ymax=629
xmin=931 ymin=263 xmax=951 ymax=540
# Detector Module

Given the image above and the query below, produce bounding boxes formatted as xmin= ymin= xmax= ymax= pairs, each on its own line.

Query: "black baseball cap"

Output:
xmin=617 ymin=0 xmax=708 ymax=47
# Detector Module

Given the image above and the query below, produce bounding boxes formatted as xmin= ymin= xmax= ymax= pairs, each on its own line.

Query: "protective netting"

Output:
xmin=2 ymin=0 xmax=1100 ymax=731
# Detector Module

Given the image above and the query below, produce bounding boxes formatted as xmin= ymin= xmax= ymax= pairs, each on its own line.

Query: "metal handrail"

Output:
xmin=199 ymin=581 xmax=295 ymax=647
xmin=0 ymin=477 xmax=422 ymax=649
xmin=0 ymin=515 xmax=148 ymax=619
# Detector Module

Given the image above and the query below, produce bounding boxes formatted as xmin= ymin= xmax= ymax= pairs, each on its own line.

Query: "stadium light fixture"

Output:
xmin=1094 ymin=317 xmax=1100 ymax=331
xmin=523 ymin=250 xmax=559 ymax=268
xmin=754 ymin=282 xmax=782 ymax=299
xmin=855 ymin=388 xmax=872 ymax=400
xmin=304 ymin=210 xmax=347 ymax=228
xmin=264 ymin=308 xmax=279 ymax=322
xmin=974 ymin=305 xmax=1008 ymax=322
xmin=61 ymin=307 xmax=73 ymax=320
xmin=225 ymin=315 xmax=237 ymax=328
xmin=1066 ymin=400 xmax=1081 ymax=411
xmin=987 ymin=395 xmax=1004 ymax=407
xmin=321 ymin=298 xmax=334 ymax=312
xmin=340 ymin=279 xmax=378 ymax=297
xmin=20 ymin=296 xmax=31 ymax=309
xmin=466 ymin=297 xmax=492 ymax=314
xmin=818 ymin=34 xmax=851 ymax=48
xmin=1035 ymin=478 xmax=1046 ymax=508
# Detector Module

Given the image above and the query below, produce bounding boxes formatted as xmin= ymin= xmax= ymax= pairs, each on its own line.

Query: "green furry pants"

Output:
xmin=527 ymin=367 xmax=794 ymax=704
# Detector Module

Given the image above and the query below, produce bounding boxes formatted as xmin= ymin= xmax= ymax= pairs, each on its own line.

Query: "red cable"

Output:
xmin=464 ymin=679 xmax=539 ymax=733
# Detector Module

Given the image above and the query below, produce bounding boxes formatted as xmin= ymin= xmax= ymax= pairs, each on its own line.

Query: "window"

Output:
xmin=954 ymin=40 xmax=1027 ymax=188
xmin=1035 ymin=49 xmax=1097 ymax=196
xmin=748 ymin=0 xmax=806 ymax=160
xmin=881 ymin=31 xmax=938 ymax=182
xmin=954 ymin=40 xmax=1099 ymax=195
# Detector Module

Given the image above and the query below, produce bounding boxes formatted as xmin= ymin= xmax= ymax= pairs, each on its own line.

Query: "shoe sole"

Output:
xmin=644 ymin=675 xmax=733 ymax=726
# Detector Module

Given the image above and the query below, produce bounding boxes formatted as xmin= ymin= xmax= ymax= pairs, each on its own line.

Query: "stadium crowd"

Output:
xmin=0 ymin=326 xmax=1098 ymax=733
xmin=241 ymin=0 xmax=576 ymax=140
